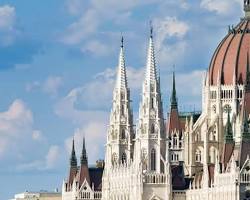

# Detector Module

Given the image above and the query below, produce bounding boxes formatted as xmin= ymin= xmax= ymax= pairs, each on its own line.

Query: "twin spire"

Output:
xmin=70 ymin=136 xmax=88 ymax=167
xmin=116 ymin=25 xmax=158 ymax=91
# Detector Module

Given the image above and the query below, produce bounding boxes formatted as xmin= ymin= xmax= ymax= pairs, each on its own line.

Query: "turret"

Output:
xmin=104 ymin=36 xmax=134 ymax=168
xmin=135 ymin=25 xmax=165 ymax=173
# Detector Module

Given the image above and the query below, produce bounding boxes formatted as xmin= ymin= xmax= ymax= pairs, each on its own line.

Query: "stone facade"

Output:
xmin=62 ymin=2 xmax=250 ymax=200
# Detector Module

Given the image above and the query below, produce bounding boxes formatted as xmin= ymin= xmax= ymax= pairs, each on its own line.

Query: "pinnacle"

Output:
xmin=145 ymin=30 xmax=157 ymax=84
xmin=170 ymin=71 xmax=178 ymax=109
xmin=81 ymin=136 xmax=88 ymax=165
xmin=224 ymin=110 xmax=234 ymax=143
xmin=70 ymin=139 xmax=77 ymax=167
xmin=116 ymin=37 xmax=128 ymax=89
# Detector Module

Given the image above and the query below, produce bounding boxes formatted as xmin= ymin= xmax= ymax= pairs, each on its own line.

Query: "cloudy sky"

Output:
xmin=0 ymin=0 xmax=245 ymax=199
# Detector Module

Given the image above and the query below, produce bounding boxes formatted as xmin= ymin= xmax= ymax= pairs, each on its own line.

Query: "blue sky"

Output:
xmin=0 ymin=0 xmax=244 ymax=199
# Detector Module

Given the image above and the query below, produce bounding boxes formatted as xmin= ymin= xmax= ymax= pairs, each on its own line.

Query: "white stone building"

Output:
xmin=62 ymin=1 xmax=250 ymax=199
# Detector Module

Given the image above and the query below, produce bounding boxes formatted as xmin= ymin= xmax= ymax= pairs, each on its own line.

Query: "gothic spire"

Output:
xmin=242 ymin=108 xmax=250 ymax=140
xmin=145 ymin=24 xmax=157 ymax=84
xmin=116 ymin=36 xmax=128 ymax=89
xmin=70 ymin=139 xmax=77 ymax=168
xmin=170 ymin=71 xmax=178 ymax=109
xmin=224 ymin=111 xmax=234 ymax=143
xmin=80 ymin=137 xmax=88 ymax=165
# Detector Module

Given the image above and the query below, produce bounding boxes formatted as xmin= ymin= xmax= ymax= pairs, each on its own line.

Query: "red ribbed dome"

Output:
xmin=209 ymin=18 xmax=250 ymax=85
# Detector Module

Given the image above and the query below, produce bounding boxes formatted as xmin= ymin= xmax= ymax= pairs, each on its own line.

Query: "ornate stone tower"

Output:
xmin=134 ymin=27 xmax=165 ymax=173
xmin=104 ymin=37 xmax=134 ymax=168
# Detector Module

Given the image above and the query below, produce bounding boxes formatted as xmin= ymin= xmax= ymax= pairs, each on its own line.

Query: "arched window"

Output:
xmin=121 ymin=129 xmax=126 ymax=139
xmin=112 ymin=153 xmax=118 ymax=165
xmin=195 ymin=149 xmax=201 ymax=162
xmin=209 ymin=147 xmax=217 ymax=164
xmin=151 ymin=148 xmax=156 ymax=171
xmin=121 ymin=153 xmax=127 ymax=164
xmin=151 ymin=124 xmax=155 ymax=134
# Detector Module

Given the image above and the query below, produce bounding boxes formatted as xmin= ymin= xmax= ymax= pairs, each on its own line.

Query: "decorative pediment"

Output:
xmin=79 ymin=178 xmax=92 ymax=192
xmin=240 ymin=155 xmax=250 ymax=173
xmin=149 ymin=194 xmax=162 ymax=200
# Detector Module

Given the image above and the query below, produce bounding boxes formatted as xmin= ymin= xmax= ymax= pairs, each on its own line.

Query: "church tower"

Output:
xmin=134 ymin=27 xmax=165 ymax=173
xmin=104 ymin=37 xmax=134 ymax=168
xmin=167 ymin=71 xmax=184 ymax=165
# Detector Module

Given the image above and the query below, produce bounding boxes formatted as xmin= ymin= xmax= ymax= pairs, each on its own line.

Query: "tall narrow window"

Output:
xmin=121 ymin=105 xmax=125 ymax=115
xmin=151 ymin=148 xmax=156 ymax=171
xmin=151 ymin=124 xmax=155 ymax=134
xmin=121 ymin=129 xmax=126 ymax=139
xmin=151 ymin=98 xmax=154 ymax=109
xmin=122 ymin=153 xmax=126 ymax=164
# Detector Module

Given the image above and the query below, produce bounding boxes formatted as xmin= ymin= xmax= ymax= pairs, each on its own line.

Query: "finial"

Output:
xmin=121 ymin=34 xmax=124 ymax=48
xmin=150 ymin=20 xmax=153 ymax=38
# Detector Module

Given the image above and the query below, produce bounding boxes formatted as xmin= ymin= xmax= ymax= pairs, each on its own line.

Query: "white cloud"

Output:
xmin=26 ymin=76 xmax=63 ymax=97
xmin=46 ymin=145 xmax=61 ymax=169
xmin=154 ymin=17 xmax=189 ymax=67
xmin=62 ymin=9 xmax=99 ymax=45
xmin=200 ymin=0 xmax=242 ymax=15
xmin=16 ymin=145 xmax=62 ymax=171
xmin=32 ymin=130 xmax=44 ymax=141
xmin=0 ymin=100 xmax=33 ymax=158
xmin=66 ymin=0 xmax=86 ymax=15
xmin=0 ymin=5 xmax=15 ymax=31
xmin=81 ymin=40 xmax=111 ymax=57
xmin=43 ymin=76 xmax=63 ymax=96
xmin=0 ymin=5 xmax=17 ymax=46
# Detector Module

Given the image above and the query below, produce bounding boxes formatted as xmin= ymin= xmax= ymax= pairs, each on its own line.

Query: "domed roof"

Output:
xmin=209 ymin=17 xmax=250 ymax=85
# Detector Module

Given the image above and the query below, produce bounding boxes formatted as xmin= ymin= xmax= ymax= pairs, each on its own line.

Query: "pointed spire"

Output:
xmin=116 ymin=36 xmax=127 ymax=89
xmin=242 ymin=108 xmax=250 ymax=140
xmin=81 ymin=137 xmax=88 ymax=165
xmin=170 ymin=70 xmax=178 ymax=109
xmin=224 ymin=110 xmax=234 ymax=143
xmin=145 ymin=23 xmax=157 ymax=83
xmin=70 ymin=139 xmax=77 ymax=167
